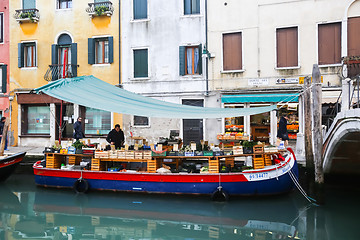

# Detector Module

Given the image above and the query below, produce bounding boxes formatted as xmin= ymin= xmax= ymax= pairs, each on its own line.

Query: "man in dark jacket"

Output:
xmin=277 ymin=114 xmax=289 ymax=147
xmin=106 ymin=124 xmax=125 ymax=149
xmin=73 ymin=117 xmax=85 ymax=141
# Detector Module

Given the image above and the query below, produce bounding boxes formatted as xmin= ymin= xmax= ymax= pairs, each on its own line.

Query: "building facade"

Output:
xmin=120 ymin=0 xmax=222 ymax=145
xmin=0 ymin=0 xmax=10 ymax=120
xmin=207 ymin=0 xmax=360 ymax=147
xmin=9 ymin=0 xmax=120 ymax=147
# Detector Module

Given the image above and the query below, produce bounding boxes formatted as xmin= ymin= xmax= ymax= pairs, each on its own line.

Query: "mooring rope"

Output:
xmin=288 ymin=169 xmax=319 ymax=205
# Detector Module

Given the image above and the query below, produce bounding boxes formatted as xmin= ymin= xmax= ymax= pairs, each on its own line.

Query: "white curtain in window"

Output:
xmin=194 ymin=48 xmax=199 ymax=74
xmin=186 ymin=48 xmax=192 ymax=74
xmin=96 ymin=41 xmax=103 ymax=64
xmin=26 ymin=46 xmax=32 ymax=67
xmin=104 ymin=41 xmax=109 ymax=63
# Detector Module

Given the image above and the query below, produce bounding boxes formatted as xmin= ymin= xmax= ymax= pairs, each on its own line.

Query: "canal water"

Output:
xmin=1 ymin=170 xmax=359 ymax=239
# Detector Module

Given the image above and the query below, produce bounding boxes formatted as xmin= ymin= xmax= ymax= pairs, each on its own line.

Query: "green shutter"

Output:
xmin=179 ymin=46 xmax=186 ymax=76
xmin=198 ymin=44 xmax=202 ymax=75
xmin=1 ymin=65 xmax=7 ymax=93
xmin=71 ymin=43 xmax=77 ymax=77
xmin=108 ymin=37 xmax=114 ymax=64
xmin=51 ymin=44 xmax=58 ymax=65
xmin=18 ymin=43 xmax=24 ymax=68
xmin=134 ymin=0 xmax=147 ymax=19
xmin=134 ymin=49 xmax=148 ymax=78
xmin=88 ymin=38 xmax=95 ymax=65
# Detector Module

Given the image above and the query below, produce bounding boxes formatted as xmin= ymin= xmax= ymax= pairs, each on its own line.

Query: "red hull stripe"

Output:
xmin=0 ymin=158 xmax=22 ymax=168
xmin=33 ymin=168 xmax=249 ymax=183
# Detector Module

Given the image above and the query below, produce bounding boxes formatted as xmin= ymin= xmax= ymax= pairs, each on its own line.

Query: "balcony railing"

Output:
xmin=44 ymin=64 xmax=78 ymax=82
xmin=14 ymin=9 xmax=40 ymax=23
xmin=341 ymin=56 xmax=360 ymax=79
xmin=86 ymin=1 xmax=114 ymax=17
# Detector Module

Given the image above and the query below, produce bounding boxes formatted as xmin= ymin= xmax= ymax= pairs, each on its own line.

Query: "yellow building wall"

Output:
xmin=9 ymin=0 xmax=121 ymax=145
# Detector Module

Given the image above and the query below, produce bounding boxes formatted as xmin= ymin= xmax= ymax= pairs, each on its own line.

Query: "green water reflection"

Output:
xmin=0 ymin=173 xmax=359 ymax=240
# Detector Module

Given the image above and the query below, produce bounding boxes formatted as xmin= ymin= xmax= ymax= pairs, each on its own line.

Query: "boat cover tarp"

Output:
xmin=34 ymin=75 xmax=278 ymax=119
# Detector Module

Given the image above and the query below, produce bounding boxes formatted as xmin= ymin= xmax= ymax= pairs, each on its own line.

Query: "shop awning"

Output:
xmin=222 ymin=93 xmax=299 ymax=104
xmin=33 ymin=76 xmax=277 ymax=119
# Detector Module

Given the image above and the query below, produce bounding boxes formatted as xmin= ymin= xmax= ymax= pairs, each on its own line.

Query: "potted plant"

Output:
xmin=94 ymin=5 xmax=110 ymax=16
xmin=52 ymin=144 xmax=61 ymax=153
xmin=242 ymin=141 xmax=255 ymax=154
xmin=19 ymin=12 xmax=36 ymax=22
xmin=72 ymin=140 xmax=86 ymax=154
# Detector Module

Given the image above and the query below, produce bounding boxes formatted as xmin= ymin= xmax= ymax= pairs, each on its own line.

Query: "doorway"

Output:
xmin=56 ymin=104 xmax=74 ymax=140
xmin=182 ymin=99 xmax=203 ymax=145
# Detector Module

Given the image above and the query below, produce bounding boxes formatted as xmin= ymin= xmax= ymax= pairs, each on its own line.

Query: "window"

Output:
xmin=133 ymin=0 xmax=147 ymax=20
xmin=318 ymin=23 xmax=341 ymax=65
xmin=24 ymin=42 xmax=36 ymax=67
xmin=184 ymin=0 xmax=200 ymax=15
xmin=179 ymin=45 xmax=202 ymax=76
xmin=0 ymin=13 xmax=3 ymax=43
xmin=85 ymin=107 xmax=111 ymax=135
xmin=348 ymin=17 xmax=360 ymax=56
xmin=134 ymin=116 xmax=149 ymax=126
xmin=133 ymin=49 xmax=148 ymax=78
xmin=223 ymin=32 xmax=242 ymax=71
xmin=0 ymin=65 xmax=7 ymax=93
xmin=276 ymin=27 xmax=298 ymax=68
xmin=88 ymin=37 xmax=114 ymax=64
xmin=18 ymin=42 xmax=36 ymax=68
xmin=23 ymin=0 xmax=36 ymax=9
xmin=57 ymin=0 xmax=72 ymax=9
xmin=24 ymin=106 xmax=50 ymax=134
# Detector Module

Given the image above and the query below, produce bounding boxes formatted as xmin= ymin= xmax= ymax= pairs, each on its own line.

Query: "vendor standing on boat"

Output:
xmin=73 ymin=117 xmax=85 ymax=141
xmin=277 ymin=114 xmax=289 ymax=147
xmin=106 ymin=124 xmax=125 ymax=149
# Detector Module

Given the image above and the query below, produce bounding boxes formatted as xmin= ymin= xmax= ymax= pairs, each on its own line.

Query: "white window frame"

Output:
xmin=132 ymin=115 xmax=150 ymax=128
xmin=56 ymin=0 xmax=72 ymax=10
xmin=182 ymin=0 xmax=202 ymax=17
xmin=221 ymin=30 xmax=245 ymax=73
xmin=131 ymin=0 xmax=149 ymax=22
xmin=274 ymin=25 xmax=301 ymax=70
xmin=21 ymin=40 xmax=38 ymax=69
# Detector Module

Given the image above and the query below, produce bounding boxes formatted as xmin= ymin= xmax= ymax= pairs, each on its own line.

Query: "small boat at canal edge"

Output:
xmin=0 ymin=152 xmax=27 ymax=181
xmin=33 ymin=149 xmax=298 ymax=199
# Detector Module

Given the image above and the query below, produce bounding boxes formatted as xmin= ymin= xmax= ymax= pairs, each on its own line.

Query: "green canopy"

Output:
xmin=34 ymin=75 xmax=277 ymax=119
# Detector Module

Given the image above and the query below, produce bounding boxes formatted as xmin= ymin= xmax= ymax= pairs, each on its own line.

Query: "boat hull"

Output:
xmin=0 ymin=152 xmax=27 ymax=181
xmin=33 ymin=151 xmax=298 ymax=196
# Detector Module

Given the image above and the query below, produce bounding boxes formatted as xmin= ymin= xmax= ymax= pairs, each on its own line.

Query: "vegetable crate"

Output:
xmin=46 ymin=154 xmax=62 ymax=169
xmin=253 ymin=155 xmax=265 ymax=169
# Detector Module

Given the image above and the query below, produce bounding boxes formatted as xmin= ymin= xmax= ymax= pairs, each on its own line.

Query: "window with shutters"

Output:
xmin=184 ymin=0 xmax=200 ymax=15
xmin=88 ymin=37 xmax=113 ymax=65
xmin=133 ymin=48 xmax=148 ymax=78
xmin=276 ymin=27 xmax=298 ymax=68
xmin=0 ymin=65 xmax=7 ymax=93
xmin=0 ymin=13 xmax=3 ymax=44
xmin=57 ymin=0 xmax=72 ymax=9
xmin=348 ymin=17 xmax=360 ymax=57
xmin=133 ymin=0 xmax=147 ymax=20
xmin=223 ymin=32 xmax=243 ymax=71
xmin=24 ymin=42 xmax=36 ymax=67
xmin=318 ymin=23 xmax=341 ymax=65
xmin=179 ymin=45 xmax=202 ymax=76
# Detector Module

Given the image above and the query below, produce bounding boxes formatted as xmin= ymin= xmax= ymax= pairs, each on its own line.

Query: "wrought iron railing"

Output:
xmin=14 ymin=9 xmax=40 ymax=23
xmin=44 ymin=64 xmax=78 ymax=82
xmin=86 ymin=1 xmax=114 ymax=17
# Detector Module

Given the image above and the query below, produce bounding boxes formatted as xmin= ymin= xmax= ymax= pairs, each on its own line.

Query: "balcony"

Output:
xmin=86 ymin=1 xmax=114 ymax=18
xmin=44 ymin=64 xmax=78 ymax=82
xmin=342 ymin=56 xmax=360 ymax=79
xmin=14 ymin=9 xmax=40 ymax=23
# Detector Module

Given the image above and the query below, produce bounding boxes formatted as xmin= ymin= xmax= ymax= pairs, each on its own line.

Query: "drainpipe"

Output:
xmin=205 ymin=0 xmax=209 ymax=96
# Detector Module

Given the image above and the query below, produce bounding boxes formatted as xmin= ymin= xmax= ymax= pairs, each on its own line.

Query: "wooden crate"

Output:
xmin=143 ymin=150 xmax=152 ymax=160
xmin=109 ymin=151 xmax=118 ymax=159
xmin=125 ymin=151 xmax=135 ymax=159
xmin=264 ymin=154 xmax=272 ymax=166
xmin=253 ymin=145 xmax=264 ymax=154
xmin=117 ymin=150 xmax=126 ymax=159
xmin=147 ymin=159 xmax=160 ymax=173
xmin=46 ymin=154 xmax=62 ymax=169
xmin=91 ymin=158 xmax=106 ymax=171
xmin=253 ymin=155 xmax=265 ymax=169
xmin=209 ymin=159 xmax=219 ymax=173
xmin=68 ymin=155 xmax=82 ymax=165
xmin=95 ymin=151 xmax=109 ymax=159
xmin=225 ymin=157 xmax=235 ymax=168
xmin=134 ymin=151 xmax=143 ymax=159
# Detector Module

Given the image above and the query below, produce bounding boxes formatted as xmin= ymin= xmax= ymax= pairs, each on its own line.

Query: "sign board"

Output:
xmin=248 ymin=79 xmax=269 ymax=86
xmin=299 ymin=76 xmax=323 ymax=84
xmin=276 ymin=78 xmax=299 ymax=84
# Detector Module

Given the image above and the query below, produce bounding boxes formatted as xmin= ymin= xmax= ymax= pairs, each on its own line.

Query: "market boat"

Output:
xmin=0 ymin=152 xmax=27 ymax=182
xmin=33 ymin=148 xmax=298 ymax=199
